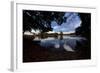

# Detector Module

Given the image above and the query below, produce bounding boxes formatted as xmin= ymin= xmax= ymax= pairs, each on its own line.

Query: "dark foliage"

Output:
xmin=75 ymin=13 xmax=91 ymax=58
xmin=23 ymin=10 xmax=65 ymax=32
xmin=75 ymin=13 xmax=91 ymax=39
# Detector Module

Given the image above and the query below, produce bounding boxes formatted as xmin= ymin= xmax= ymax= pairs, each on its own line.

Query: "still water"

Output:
xmin=33 ymin=35 xmax=87 ymax=52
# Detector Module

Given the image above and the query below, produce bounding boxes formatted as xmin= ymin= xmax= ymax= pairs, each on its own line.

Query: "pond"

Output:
xmin=33 ymin=35 xmax=87 ymax=52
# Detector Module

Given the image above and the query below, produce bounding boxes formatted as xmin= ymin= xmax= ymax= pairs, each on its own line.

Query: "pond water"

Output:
xmin=33 ymin=35 xmax=87 ymax=52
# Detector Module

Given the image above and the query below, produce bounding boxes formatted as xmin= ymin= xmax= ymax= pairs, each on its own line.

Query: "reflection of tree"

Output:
xmin=60 ymin=32 xmax=63 ymax=40
xmin=23 ymin=10 xmax=65 ymax=33
xmin=75 ymin=39 xmax=91 ymax=59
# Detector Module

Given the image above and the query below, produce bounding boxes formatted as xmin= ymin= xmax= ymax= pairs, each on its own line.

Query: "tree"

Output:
xmin=23 ymin=10 xmax=65 ymax=33
xmin=75 ymin=13 xmax=91 ymax=39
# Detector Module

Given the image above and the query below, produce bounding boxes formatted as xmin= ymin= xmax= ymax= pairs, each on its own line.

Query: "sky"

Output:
xmin=51 ymin=12 xmax=82 ymax=32
xmin=31 ymin=12 xmax=82 ymax=34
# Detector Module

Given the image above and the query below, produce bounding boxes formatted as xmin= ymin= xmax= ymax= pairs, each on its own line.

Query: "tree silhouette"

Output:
xmin=75 ymin=13 xmax=91 ymax=39
xmin=23 ymin=10 xmax=65 ymax=33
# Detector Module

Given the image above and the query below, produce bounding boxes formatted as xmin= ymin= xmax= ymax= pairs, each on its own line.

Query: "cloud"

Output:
xmin=51 ymin=12 xmax=82 ymax=32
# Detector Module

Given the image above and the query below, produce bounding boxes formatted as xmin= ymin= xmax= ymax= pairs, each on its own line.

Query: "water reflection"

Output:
xmin=33 ymin=35 xmax=87 ymax=52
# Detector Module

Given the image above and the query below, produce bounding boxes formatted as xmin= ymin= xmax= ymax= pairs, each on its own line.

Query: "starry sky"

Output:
xmin=51 ymin=12 xmax=82 ymax=32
